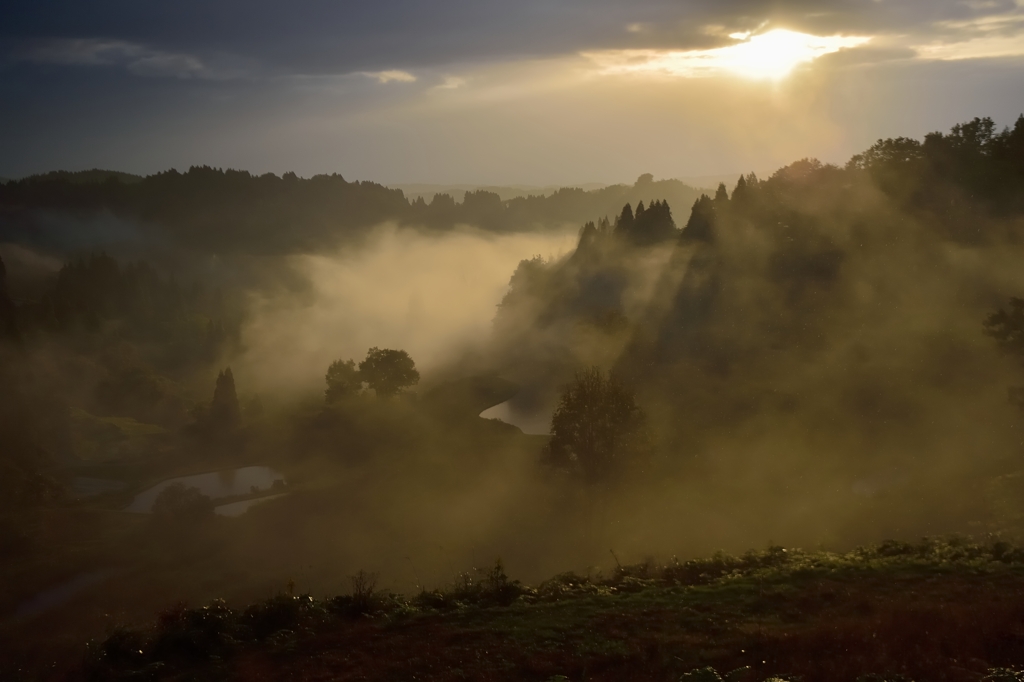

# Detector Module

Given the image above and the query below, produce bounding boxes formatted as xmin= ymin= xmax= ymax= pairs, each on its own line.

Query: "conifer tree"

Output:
xmin=682 ymin=195 xmax=716 ymax=243
xmin=210 ymin=367 xmax=240 ymax=427
xmin=714 ymin=182 xmax=729 ymax=204
xmin=614 ymin=203 xmax=635 ymax=238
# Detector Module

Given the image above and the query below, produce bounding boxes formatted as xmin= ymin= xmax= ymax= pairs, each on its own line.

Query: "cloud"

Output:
xmin=583 ymin=29 xmax=872 ymax=80
xmin=5 ymin=1 xmax=1024 ymax=79
xmin=18 ymin=38 xmax=232 ymax=79
xmin=126 ymin=53 xmax=207 ymax=78
xmin=362 ymin=69 xmax=417 ymax=84
xmin=913 ymin=7 xmax=1024 ymax=59
xmin=436 ymin=75 xmax=467 ymax=89
xmin=21 ymin=39 xmax=137 ymax=66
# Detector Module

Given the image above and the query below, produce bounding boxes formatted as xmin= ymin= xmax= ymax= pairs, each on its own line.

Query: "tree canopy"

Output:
xmin=358 ymin=347 xmax=420 ymax=398
xmin=325 ymin=359 xmax=362 ymax=402
xmin=985 ymin=297 xmax=1024 ymax=410
xmin=546 ymin=367 xmax=647 ymax=484
xmin=985 ymin=298 xmax=1024 ymax=362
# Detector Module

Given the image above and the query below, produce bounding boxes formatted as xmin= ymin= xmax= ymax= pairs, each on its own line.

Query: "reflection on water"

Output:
xmin=125 ymin=466 xmax=285 ymax=513
xmin=479 ymin=400 xmax=550 ymax=435
xmin=214 ymin=494 xmax=287 ymax=517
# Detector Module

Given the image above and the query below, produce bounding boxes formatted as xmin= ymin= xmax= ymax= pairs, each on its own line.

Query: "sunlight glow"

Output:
xmin=585 ymin=29 xmax=871 ymax=80
xmin=362 ymin=69 xmax=417 ymax=84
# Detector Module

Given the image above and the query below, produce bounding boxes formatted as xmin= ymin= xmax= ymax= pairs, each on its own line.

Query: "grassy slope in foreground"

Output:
xmin=78 ymin=539 xmax=1024 ymax=682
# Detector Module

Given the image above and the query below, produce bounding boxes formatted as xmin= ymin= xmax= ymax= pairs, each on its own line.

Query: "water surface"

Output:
xmin=125 ymin=466 xmax=285 ymax=513
xmin=479 ymin=400 xmax=550 ymax=435
xmin=214 ymin=494 xmax=287 ymax=517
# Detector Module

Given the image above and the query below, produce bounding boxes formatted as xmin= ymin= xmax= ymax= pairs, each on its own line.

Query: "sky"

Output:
xmin=2 ymin=0 xmax=1024 ymax=185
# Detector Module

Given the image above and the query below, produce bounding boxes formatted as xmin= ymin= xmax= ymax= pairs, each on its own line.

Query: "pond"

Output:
xmin=479 ymin=400 xmax=550 ymax=435
xmin=125 ymin=466 xmax=286 ymax=513
xmin=214 ymin=494 xmax=287 ymax=517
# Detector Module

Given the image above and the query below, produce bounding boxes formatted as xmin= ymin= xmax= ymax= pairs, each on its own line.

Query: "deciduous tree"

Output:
xmin=358 ymin=347 xmax=419 ymax=398
xmin=546 ymin=367 xmax=647 ymax=484
xmin=325 ymin=359 xmax=361 ymax=402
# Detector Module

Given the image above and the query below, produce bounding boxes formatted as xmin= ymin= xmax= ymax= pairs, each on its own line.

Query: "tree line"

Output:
xmin=0 ymin=169 xmax=702 ymax=255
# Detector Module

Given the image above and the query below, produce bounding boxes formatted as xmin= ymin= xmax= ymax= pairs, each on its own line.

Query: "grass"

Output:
xmin=70 ymin=538 xmax=1024 ymax=682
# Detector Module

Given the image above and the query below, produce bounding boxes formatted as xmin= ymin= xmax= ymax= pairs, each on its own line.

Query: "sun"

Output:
xmin=584 ymin=29 xmax=871 ymax=81
xmin=713 ymin=29 xmax=870 ymax=80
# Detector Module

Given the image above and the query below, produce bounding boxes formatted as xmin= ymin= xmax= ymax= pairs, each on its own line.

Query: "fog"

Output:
xmin=4 ymin=115 xmax=1024 ymax=678
xmin=236 ymin=224 xmax=580 ymax=397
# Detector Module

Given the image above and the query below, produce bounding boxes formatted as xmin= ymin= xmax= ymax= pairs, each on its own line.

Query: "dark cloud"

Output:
xmin=2 ymin=0 xmax=1022 ymax=77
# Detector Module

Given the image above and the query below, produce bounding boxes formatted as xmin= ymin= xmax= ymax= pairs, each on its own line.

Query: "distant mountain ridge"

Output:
xmin=14 ymin=169 xmax=145 ymax=185
xmin=393 ymin=182 xmax=609 ymax=202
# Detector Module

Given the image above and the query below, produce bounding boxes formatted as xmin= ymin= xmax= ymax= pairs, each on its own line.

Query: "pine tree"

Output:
xmin=614 ymin=203 xmax=635 ymax=239
xmin=714 ymin=182 xmax=729 ymax=204
xmin=682 ymin=195 xmax=716 ymax=243
xmin=210 ymin=367 xmax=240 ymax=427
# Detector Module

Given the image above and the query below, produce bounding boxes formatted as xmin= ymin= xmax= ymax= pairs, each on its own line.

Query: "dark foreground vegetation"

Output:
xmin=78 ymin=538 xmax=1024 ymax=682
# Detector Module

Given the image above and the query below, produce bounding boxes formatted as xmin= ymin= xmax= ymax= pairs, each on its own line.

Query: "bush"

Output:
xmin=327 ymin=570 xmax=381 ymax=617
xmin=414 ymin=559 xmax=529 ymax=610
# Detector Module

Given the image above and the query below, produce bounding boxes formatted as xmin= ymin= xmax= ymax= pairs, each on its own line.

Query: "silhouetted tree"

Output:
xmin=633 ymin=199 xmax=677 ymax=244
xmin=730 ymin=173 xmax=761 ymax=211
xmin=985 ymin=298 xmax=1024 ymax=358
xmin=325 ymin=359 xmax=362 ymax=402
xmin=682 ymin=195 xmax=716 ymax=243
xmin=210 ymin=367 xmax=240 ymax=426
xmin=614 ymin=200 xmax=677 ymax=245
xmin=546 ymin=367 xmax=647 ymax=484
xmin=714 ymin=182 xmax=729 ymax=204
xmin=358 ymin=348 xmax=419 ymax=398
xmin=614 ymin=203 xmax=635 ymax=238
xmin=985 ymin=298 xmax=1024 ymax=410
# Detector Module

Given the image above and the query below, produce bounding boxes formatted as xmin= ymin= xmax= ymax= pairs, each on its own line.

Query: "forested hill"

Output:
xmin=489 ymin=114 xmax=1024 ymax=479
xmin=0 ymin=168 xmax=702 ymax=255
